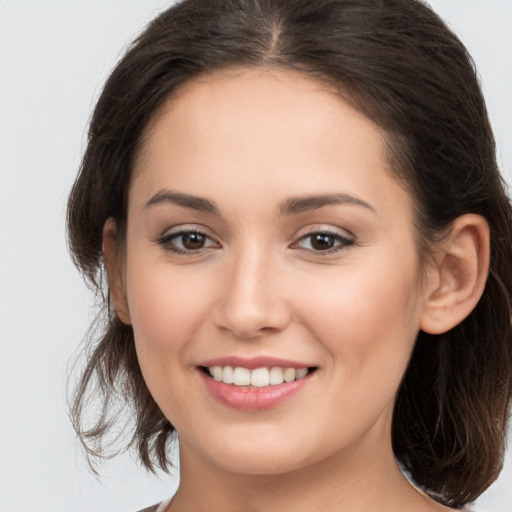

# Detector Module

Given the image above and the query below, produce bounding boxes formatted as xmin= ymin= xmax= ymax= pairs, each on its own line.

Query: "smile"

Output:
xmin=198 ymin=359 xmax=317 ymax=410
xmin=206 ymin=366 xmax=310 ymax=387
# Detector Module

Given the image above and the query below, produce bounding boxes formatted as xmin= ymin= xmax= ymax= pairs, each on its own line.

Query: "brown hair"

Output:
xmin=67 ymin=0 xmax=512 ymax=507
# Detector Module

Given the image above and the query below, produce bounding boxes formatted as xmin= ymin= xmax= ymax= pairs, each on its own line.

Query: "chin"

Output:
xmin=193 ymin=427 xmax=325 ymax=476
xmin=210 ymin=450 xmax=309 ymax=476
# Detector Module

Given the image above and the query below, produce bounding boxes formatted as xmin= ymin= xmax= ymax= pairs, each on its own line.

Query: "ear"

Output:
xmin=420 ymin=214 xmax=490 ymax=334
xmin=102 ymin=218 xmax=131 ymax=325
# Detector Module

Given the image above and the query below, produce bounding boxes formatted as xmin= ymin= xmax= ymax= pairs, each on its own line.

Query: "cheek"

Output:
xmin=125 ymin=256 xmax=217 ymax=373
xmin=124 ymin=260 xmax=223 ymax=423
xmin=295 ymin=256 xmax=423 ymax=376
xmin=303 ymin=267 xmax=423 ymax=444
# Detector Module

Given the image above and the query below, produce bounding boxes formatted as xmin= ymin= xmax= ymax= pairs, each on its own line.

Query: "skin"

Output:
xmin=104 ymin=68 xmax=489 ymax=511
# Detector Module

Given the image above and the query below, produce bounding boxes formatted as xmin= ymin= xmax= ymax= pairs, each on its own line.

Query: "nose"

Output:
xmin=212 ymin=245 xmax=291 ymax=340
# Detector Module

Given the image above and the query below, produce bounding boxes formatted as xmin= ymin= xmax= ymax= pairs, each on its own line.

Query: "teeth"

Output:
xmin=223 ymin=365 xmax=234 ymax=384
xmin=283 ymin=368 xmax=296 ymax=382
xmin=233 ymin=367 xmax=251 ymax=386
xmin=269 ymin=367 xmax=284 ymax=385
xmin=212 ymin=366 xmax=223 ymax=382
xmin=250 ymin=367 xmax=269 ymax=387
xmin=207 ymin=366 xmax=310 ymax=387
xmin=296 ymin=368 xmax=308 ymax=379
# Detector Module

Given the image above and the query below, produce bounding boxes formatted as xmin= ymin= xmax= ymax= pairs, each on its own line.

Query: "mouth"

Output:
xmin=197 ymin=362 xmax=318 ymax=411
xmin=199 ymin=365 xmax=317 ymax=387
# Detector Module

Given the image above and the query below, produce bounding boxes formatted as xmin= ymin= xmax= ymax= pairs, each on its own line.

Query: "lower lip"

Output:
xmin=199 ymin=370 xmax=312 ymax=411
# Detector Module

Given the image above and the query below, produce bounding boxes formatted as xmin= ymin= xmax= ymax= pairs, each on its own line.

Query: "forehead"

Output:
xmin=136 ymin=68 xmax=359 ymax=174
xmin=146 ymin=67 xmax=344 ymax=129
xmin=130 ymin=67 xmax=412 ymax=220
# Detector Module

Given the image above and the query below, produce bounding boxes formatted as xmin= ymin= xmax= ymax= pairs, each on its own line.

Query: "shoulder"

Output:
xmin=137 ymin=506 xmax=159 ymax=512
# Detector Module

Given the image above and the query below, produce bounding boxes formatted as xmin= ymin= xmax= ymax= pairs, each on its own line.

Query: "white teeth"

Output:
xmin=233 ymin=367 xmax=251 ymax=386
xmin=269 ymin=367 xmax=284 ymax=385
xmin=212 ymin=366 xmax=223 ymax=381
xmin=296 ymin=368 xmax=308 ymax=379
xmin=250 ymin=367 xmax=270 ymax=387
xmin=207 ymin=365 xmax=311 ymax=386
xmin=223 ymin=365 xmax=234 ymax=384
xmin=283 ymin=368 xmax=296 ymax=383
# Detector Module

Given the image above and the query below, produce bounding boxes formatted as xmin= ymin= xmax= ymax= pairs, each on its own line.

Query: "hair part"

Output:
xmin=67 ymin=0 xmax=512 ymax=506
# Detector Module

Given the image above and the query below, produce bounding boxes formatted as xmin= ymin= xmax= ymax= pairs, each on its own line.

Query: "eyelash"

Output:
xmin=294 ymin=230 xmax=355 ymax=254
xmin=156 ymin=230 xmax=219 ymax=255
xmin=156 ymin=229 xmax=355 ymax=255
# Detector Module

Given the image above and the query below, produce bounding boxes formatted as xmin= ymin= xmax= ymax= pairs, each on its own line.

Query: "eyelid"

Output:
xmin=157 ymin=223 xmax=217 ymax=240
xmin=293 ymin=224 xmax=354 ymax=241
xmin=291 ymin=226 xmax=356 ymax=254
xmin=154 ymin=224 xmax=221 ymax=254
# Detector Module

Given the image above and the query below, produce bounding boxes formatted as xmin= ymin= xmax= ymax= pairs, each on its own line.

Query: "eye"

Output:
xmin=295 ymin=230 xmax=354 ymax=253
xmin=157 ymin=229 xmax=219 ymax=254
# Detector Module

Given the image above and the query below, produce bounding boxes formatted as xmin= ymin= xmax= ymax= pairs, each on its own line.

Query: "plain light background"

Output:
xmin=0 ymin=1 xmax=511 ymax=511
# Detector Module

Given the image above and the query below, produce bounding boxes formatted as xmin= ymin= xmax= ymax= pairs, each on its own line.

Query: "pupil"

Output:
xmin=312 ymin=234 xmax=334 ymax=250
xmin=183 ymin=232 xmax=205 ymax=249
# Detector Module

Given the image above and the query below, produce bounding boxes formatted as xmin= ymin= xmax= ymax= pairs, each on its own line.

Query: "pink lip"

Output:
xmin=198 ymin=368 xmax=315 ymax=412
xmin=199 ymin=355 xmax=313 ymax=370
xmin=199 ymin=372 xmax=312 ymax=411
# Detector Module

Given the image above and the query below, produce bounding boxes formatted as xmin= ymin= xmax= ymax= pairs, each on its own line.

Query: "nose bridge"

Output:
xmin=214 ymin=240 xmax=288 ymax=338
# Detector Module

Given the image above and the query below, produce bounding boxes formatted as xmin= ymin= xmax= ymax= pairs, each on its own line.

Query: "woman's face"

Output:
xmin=118 ymin=68 xmax=432 ymax=475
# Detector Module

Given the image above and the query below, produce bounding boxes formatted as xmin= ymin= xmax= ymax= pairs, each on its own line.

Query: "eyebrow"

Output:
xmin=144 ymin=190 xmax=219 ymax=215
xmin=144 ymin=190 xmax=375 ymax=216
xmin=280 ymin=193 xmax=376 ymax=215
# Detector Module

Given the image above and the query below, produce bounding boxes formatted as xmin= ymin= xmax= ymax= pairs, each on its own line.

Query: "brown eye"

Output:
xmin=181 ymin=232 xmax=207 ymax=250
xmin=296 ymin=231 xmax=354 ymax=253
xmin=158 ymin=229 xmax=219 ymax=254
xmin=310 ymin=233 xmax=336 ymax=250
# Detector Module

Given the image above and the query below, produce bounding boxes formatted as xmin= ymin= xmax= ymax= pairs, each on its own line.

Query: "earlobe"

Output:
xmin=420 ymin=214 xmax=490 ymax=335
xmin=102 ymin=218 xmax=131 ymax=325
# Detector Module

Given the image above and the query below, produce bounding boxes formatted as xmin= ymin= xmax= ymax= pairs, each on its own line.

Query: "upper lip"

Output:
xmin=199 ymin=356 xmax=316 ymax=370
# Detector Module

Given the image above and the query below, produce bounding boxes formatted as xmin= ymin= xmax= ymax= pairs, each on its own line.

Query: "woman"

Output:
xmin=67 ymin=0 xmax=512 ymax=510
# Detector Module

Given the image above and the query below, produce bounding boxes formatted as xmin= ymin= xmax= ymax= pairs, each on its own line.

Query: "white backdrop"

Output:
xmin=0 ymin=1 xmax=510 ymax=511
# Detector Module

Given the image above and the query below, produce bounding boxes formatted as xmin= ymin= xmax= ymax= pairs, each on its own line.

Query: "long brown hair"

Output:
xmin=67 ymin=0 xmax=512 ymax=507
